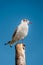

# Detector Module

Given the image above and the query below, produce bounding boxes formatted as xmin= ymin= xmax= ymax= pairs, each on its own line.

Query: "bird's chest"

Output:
xmin=21 ymin=26 xmax=28 ymax=33
xmin=18 ymin=25 xmax=28 ymax=36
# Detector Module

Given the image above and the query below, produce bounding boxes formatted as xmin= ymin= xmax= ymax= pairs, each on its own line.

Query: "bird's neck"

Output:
xmin=21 ymin=22 xmax=27 ymax=25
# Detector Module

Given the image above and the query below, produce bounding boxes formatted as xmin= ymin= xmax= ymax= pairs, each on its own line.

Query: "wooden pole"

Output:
xmin=15 ymin=43 xmax=26 ymax=65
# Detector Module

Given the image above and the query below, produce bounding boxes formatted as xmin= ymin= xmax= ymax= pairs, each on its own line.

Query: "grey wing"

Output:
xmin=12 ymin=27 xmax=18 ymax=38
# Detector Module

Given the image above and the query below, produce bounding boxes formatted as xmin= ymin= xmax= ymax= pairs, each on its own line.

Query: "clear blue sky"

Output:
xmin=0 ymin=0 xmax=43 ymax=65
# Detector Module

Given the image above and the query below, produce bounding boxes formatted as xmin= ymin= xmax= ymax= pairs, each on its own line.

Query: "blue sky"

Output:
xmin=0 ymin=0 xmax=43 ymax=65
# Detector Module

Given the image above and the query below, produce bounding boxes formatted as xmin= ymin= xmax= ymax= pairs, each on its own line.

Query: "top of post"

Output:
xmin=15 ymin=43 xmax=25 ymax=50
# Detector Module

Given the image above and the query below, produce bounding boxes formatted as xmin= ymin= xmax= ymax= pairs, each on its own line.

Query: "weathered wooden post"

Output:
xmin=15 ymin=43 xmax=26 ymax=65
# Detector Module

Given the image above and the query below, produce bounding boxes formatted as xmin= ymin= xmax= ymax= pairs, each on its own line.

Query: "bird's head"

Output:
xmin=21 ymin=19 xmax=32 ymax=25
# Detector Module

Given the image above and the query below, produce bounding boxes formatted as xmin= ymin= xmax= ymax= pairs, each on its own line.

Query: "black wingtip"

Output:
xmin=4 ymin=43 xmax=7 ymax=45
xmin=10 ymin=45 xmax=12 ymax=48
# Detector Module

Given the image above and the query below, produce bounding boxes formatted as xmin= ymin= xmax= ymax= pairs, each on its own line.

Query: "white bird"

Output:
xmin=5 ymin=19 xmax=32 ymax=47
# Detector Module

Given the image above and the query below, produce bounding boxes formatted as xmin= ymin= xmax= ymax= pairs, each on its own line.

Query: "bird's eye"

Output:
xmin=23 ymin=19 xmax=27 ymax=22
xmin=23 ymin=19 xmax=26 ymax=21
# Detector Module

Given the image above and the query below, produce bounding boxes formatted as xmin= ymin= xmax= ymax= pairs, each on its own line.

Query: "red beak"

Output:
xmin=29 ymin=22 xmax=32 ymax=24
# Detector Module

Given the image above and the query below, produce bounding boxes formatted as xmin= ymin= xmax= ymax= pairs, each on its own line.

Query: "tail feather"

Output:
xmin=5 ymin=41 xmax=11 ymax=45
xmin=5 ymin=40 xmax=16 ymax=47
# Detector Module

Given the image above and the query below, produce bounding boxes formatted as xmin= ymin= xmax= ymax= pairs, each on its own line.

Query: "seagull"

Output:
xmin=5 ymin=19 xmax=32 ymax=47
